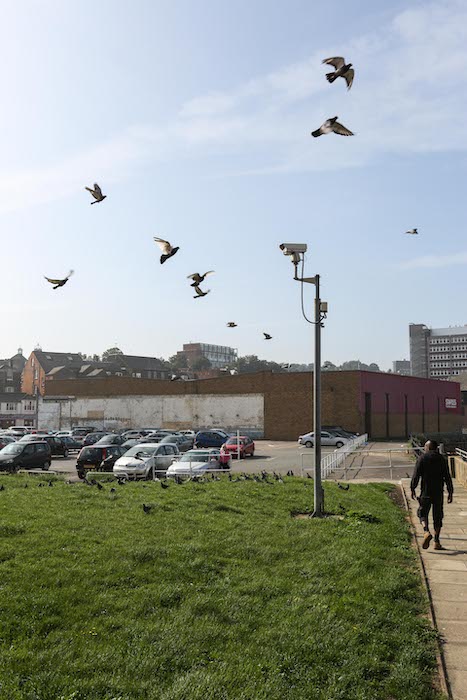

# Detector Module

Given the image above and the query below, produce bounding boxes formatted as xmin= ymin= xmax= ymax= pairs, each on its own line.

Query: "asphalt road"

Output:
xmin=39 ymin=440 xmax=417 ymax=481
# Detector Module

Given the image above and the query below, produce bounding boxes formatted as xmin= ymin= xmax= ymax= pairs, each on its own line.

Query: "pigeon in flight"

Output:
xmin=227 ymin=322 xmax=237 ymax=328
xmin=153 ymin=237 xmax=180 ymax=264
xmin=322 ymin=57 xmax=354 ymax=90
xmin=405 ymin=228 xmax=418 ymax=235
xmin=187 ymin=271 xmax=214 ymax=287
xmin=312 ymin=117 xmax=354 ymax=138
xmin=263 ymin=332 xmax=273 ymax=340
xmin=85 ymin=183 xmax=106 ymax=204
xmin=193 ymin=285 xmax=210 ymax=299
xmin=44 ymin=270 xmax=74 ymax=289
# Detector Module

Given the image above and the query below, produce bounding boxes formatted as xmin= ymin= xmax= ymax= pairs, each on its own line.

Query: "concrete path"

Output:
xmin=403 ymin=479 xmax=467 ymax=700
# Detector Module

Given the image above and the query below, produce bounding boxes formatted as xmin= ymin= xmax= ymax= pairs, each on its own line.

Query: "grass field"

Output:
xmin=0 ymin=474 xmax=443 ymax=700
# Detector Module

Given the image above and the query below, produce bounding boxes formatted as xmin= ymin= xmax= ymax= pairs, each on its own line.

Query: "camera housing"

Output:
xmin=279 ymin=243 xmax=308 ymax=256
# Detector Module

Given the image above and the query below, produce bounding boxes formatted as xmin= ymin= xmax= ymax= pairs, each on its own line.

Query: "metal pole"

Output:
xmin=312 ymin=274 xmax=323 ymax=517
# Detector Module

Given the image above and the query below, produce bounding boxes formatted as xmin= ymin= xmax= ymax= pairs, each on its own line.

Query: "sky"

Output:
xmin=1 ymin=0 xmax=467 ymax=370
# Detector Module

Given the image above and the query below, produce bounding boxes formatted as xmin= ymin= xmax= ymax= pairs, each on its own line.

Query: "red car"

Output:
xmin=221 ymin=436 xmax=255 ymax=459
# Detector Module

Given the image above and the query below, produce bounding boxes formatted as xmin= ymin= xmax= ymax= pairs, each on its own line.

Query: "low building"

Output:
xmin=39 ymin=370 xmax=462 ymax=439
xmin=0 ymin=348 xmax=27 ymax=394
xmin=393 ymin=360 xmax=411 ymax=376
xmin=0 ymin=393 xmax=36 ymax=429
xmin=179 ymin=343 xmax=237 ymax=369
xmin=22 ymin=351 xmax=83 ymax=396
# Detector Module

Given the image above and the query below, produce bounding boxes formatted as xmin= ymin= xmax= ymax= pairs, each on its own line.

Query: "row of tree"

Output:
xmin=79 ymin=348 xmax=380 ymax=375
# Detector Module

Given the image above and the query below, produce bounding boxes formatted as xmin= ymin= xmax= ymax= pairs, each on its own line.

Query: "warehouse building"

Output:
xmin=39 ymin=370 xmax=462 ymax=440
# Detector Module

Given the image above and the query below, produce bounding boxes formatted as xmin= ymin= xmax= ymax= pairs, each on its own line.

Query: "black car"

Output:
xmin=60 ymin=435 xmax=83 ymax=451
xmin=76 ymin=445 xmax=128 ymax=479
xmin=19 ymin=434 xmax=69 ymax=457
xmin=82 ymin=432 xmax=112 ymax=446
xmin=0 ymin=441 xmax=52 ymax=472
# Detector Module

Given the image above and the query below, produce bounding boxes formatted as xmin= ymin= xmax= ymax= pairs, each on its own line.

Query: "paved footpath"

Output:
xmin=403 ymin=479 xmax=467 ymax=700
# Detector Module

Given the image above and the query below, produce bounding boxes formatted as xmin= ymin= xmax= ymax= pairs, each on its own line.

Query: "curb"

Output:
xmin=400 ymin=481 xmax=452 ymax=699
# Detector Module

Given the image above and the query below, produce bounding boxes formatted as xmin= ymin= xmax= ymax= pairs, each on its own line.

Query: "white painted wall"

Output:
xmin=39 ymin=394 xmax=264 ymax=435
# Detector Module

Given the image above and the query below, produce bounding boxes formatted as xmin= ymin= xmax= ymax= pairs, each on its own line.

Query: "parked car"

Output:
xmin=167 ymin=449 xmax=231 ymax=477
xmin=0 ymin=434 xmax=17 ymax=450
xmin=179 ymin=430 xmax=196 ymax=439
xmin=76 ymin=445 xmax=129 ymax=479
xmin=322 ymin=425 xmax=357 ymax=439
xmin=71 ymin=426 xmax=96 ymax=436
xmin=194 ymin=430 xmax=231 ymax=449
xmin=221 ymin=435 xmax=255 ymax=458
xmin=0 ymin=440 xmax=52 ymax=472
xmin=113 ymin=443 xmax=179 ymax=480
xmin=6 ymin=426 xmax=32 ymax=438
xmin=60 ymin=435 xmax=83 ymax=451
xmin=159 ymin=434 xmax=193 ymax=452
xmin=19 ymin=434 xmax=70 ymax=457
xmin=83 ymin=432 xmax=111 ymax=446
xmin=94 ymin=434 xmax=126 ymax=446
xmin=298 ymin=432 xmax=349 ymax=448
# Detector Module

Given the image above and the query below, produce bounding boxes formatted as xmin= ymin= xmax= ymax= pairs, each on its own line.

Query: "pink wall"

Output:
xmin=358 ymin=372 xmax=461 ymax=415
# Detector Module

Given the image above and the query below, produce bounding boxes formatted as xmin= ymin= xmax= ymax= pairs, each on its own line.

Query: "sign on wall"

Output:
xmin=445 ymin=398 xmax=458 ymax=409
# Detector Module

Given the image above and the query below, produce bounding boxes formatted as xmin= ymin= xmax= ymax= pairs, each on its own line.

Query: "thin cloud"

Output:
xmin=400 ymin=251 xmax=467 ymax=270
xmin=0 ymin=0 xmax=466 ymax=213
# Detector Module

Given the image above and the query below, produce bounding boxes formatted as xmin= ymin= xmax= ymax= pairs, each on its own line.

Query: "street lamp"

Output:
xmin=280 ymin=243 xmax=328 ymax=517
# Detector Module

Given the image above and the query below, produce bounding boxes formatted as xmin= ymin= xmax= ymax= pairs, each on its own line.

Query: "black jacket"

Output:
xmin=411 ymin=451 xmax=453 ymax=499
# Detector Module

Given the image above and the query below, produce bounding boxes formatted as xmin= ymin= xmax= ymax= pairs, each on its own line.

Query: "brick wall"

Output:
xmin=43 ymin=370 xmax=462 ymax=440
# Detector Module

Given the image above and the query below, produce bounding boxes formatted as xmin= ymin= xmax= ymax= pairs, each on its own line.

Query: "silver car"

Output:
xmin=167 ymin=449 xmax=231 ymax=477
xmin=298 ymin=432 xmax=348 ymax=448
xmin=113 ymin=443 xmax=179 ymax=480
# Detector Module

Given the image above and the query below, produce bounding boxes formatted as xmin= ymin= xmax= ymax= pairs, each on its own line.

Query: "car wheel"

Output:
xmin=249 ymin=451 xmax=255 ymax=458
xmin=305 ymin=441 xmax=313 ymax=448
xmin=43 ymin=461 xmax=50 ymax=471
xmin=63 ymin=450 xmax=69 ymax=458
xmin=77 ymin=469 xmax=85 ymax=480
xmin=146 ymin=468 xmax=154 ymax=481
xmin=335 ymin=441 xmax=344 ymax=448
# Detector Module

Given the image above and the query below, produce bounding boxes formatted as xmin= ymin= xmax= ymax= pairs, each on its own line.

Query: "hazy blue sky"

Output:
xmin=1 ymin=0 xmax=467 ymax=369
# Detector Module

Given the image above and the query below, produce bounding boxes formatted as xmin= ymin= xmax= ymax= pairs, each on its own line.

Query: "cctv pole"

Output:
xmin=311 ymin=275 xmax=324 ymax=517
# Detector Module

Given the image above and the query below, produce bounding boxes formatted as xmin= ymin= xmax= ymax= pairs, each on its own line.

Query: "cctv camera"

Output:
xmin=279 ymin=243 xmax=308 ymax=256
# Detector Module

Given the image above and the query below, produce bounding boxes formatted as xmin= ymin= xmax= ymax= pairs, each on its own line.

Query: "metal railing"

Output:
xmin=300 ymin=441 xmax=423 ymax=481
xmin=455 ymin=448 xmax=467 ymax=461
xmin=300 ymin=433 xmax=368 ymax=478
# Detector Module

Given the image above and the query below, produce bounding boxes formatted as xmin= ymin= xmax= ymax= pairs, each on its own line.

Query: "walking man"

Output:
xmin=411 ymin=440 xmax=453 ymax=550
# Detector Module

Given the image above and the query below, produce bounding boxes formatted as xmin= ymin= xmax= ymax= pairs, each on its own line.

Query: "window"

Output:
xmin=36 ymin=444 xmax=47 ymax=453
xmin=34 ymin=369 xmax=38 ymax=380
xmin=6 ymin=403 xmax=16 ymax=411
xmin=5 ymin=387 xmax=13 ymax=393
xmin=24 ymin=401 xmax=34 ymax=411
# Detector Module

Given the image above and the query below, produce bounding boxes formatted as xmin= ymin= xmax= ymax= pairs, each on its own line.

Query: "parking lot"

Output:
xmin=37 ymin=440 xmax=416 ymax=481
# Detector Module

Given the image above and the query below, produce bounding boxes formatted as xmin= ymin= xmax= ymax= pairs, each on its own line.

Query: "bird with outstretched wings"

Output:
xmin=85 ymin=183 xmax=106 ymax=204
xmin=44 ymin=270 xmax=74 ymax=289
xmin=153 ymin=237 xmax=180 ymax=264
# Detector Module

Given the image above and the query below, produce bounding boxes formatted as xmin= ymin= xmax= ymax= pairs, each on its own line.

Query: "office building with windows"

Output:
xmin=410 ymin=323 xmax=467 ymax=378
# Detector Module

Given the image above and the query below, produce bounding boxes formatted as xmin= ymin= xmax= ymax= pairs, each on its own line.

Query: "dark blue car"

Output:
xmin=194 ymin=430 xmax=230 ymax=448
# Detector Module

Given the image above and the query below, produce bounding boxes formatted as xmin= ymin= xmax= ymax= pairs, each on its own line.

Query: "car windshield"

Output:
xmin=179 ymin=452 xmax=219 ymax=463
xmin=125 ymin=445 xmax=158 ymax=457
xmin=1 ymin=443 xmax=24 ymax=454
xmin=226 ymin=438 xmax=246 ymax=445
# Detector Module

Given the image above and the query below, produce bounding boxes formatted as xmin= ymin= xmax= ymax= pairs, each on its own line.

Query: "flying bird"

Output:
xmin=153 ymin=237 xmax=180 ymax=264
xmin=263 ymin=333 xmax=273 ymax=340
xmin=193 ymin=285 xmax=210 ymax=299
xmin=187 ymin=271 xmax=215 ymax=287
xmin=312 ymin=116 xmax=354 ymax=138
xmin=405 ymin=228 xmax=418 ymax=235
xmin=85 ymin=183 xmax=106 ymax=204
xmin=44 ymin=270 xmax=74 ymax=290
xmin=322 ymin=57 xmax=354 ymax=90
xmin=227 ymin=322 xmax=237 ymax=328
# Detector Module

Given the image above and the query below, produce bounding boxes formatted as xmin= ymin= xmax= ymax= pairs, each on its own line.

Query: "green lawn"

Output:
xmin=0 ymin=474 xmax=444 ymax=700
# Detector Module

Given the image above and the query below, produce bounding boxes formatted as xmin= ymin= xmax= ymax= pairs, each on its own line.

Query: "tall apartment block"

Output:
xmin=410 ymin=323 xmax=467 ymax=378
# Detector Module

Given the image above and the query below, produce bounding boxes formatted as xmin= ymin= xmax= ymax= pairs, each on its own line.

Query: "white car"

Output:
xmin=179 ymin=430 xmax=196 ymax=439
xmin=113 ymin=443 xmax=179 ymax=480
xmin=166 ymin=449 xmax=231 ymax=477
xmin=298 ymin=432 xmax=348 ymax=449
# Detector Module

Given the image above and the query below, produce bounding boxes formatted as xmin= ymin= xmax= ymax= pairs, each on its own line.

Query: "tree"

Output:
xmin=192 ymin=357 xmax=212 ymax=371
xmin=322 ymin=361 xmax=337 ymax=371
xmin=102 ymin=347 xmax=124 ymax=362
xmin=169 ymin=353 xmax=188 ymax=370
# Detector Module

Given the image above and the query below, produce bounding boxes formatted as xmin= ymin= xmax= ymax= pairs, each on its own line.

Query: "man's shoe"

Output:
xmin=422 ymin=532 xmax=433 ymax=549
xmin=434 ymin=541 xmax=445 ymax=551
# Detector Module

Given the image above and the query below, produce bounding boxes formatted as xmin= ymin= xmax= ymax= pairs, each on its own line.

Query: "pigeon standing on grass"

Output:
xmin=153 ymin=237 xmax=180 ymax=264
xmin=85 ymin=183 xmax=106 ymax=204
xmin=187 ymin=271 xmax=214 ymax=287
xmin=312 ymin=116 xmax=354 ymax=137
xmin=44 ymin=270 xmax=74 ymax=289
xmin=322 ymin=57 xmax=354 ymax=90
